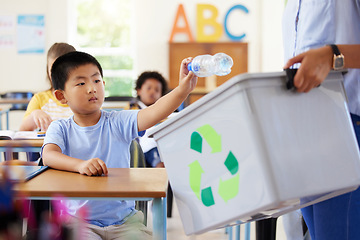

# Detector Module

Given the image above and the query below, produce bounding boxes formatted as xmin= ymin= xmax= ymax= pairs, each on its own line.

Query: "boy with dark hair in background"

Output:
xmin=130 ymin=71 xmax=169 ymax=168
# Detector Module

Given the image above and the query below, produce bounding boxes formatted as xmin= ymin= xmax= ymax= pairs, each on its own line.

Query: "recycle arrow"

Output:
xmin=191 ymin=124 xmax=222 ymax=153
xmin=188 ymin=160 xmax=204 ymax=200
xmin=189 ymin=124 xmax=240 ymax=207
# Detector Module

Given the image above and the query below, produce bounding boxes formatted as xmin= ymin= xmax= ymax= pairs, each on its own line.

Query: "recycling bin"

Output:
xmin=148 ymin=71 xmax=360 ymax=235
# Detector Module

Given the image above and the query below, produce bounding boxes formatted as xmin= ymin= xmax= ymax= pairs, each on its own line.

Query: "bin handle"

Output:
xmin=284 ymin=68 xmax=321 ymax=90
xmin=284 ymin=68 xmax=298 ymax=90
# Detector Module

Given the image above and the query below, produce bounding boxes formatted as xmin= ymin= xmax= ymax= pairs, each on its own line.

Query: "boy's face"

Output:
xmin=137 ymin=78 xmax=162 ymax=106
xmin=55 ymin=63 xmax=105 ymax=115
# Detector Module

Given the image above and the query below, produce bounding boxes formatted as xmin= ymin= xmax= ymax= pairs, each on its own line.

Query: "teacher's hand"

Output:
xmin=283 ymin=46 xmax=333 ymax=93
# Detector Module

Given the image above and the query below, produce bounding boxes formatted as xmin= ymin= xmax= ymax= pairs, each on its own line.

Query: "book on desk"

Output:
xmin=0 ymin=130 xmax=45 ymax=140
xmin=0 ymin=165 xmax=48 ymax=182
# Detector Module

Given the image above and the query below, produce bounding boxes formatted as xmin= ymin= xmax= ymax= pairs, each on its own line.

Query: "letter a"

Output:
xmin=169 ymin=4 xmax=194 ymax=42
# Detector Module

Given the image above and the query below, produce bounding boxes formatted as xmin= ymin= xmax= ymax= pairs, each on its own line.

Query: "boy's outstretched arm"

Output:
xmin=137 ymin=57 xmax=198 ymax=131
xmin=42 ymin=143 xmax=108 ymax=176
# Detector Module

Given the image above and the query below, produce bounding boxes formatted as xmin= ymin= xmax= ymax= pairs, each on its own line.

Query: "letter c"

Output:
xmin=224 ymin=5 xmax=249 ymax=41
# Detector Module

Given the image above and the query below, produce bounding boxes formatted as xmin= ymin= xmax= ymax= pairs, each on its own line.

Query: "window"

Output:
xmin=74 ymin=0 xmax=135 ymax=97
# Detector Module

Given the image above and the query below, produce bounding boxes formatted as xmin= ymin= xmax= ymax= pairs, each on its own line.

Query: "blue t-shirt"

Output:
xmin=42 ymin=110 xmax=143 ymax=227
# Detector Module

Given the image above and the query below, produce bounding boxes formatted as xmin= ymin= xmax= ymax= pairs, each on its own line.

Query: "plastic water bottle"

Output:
xmin=187 ymin=53 xmax=233 ymax=77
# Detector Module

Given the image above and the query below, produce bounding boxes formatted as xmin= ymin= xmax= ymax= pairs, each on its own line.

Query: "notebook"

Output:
xmin=0 ymin=130 xmax=45 ymax=140
xmin=0 ymin=165 xmax=49 ymax=182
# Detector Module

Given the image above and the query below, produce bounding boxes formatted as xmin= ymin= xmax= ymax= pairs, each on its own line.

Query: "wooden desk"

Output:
xmin=0 ymin=99 xmax=30 ymax=104
xmin=15 ymin=168 xmax=168 ymax=240
xmin=0 ymin=139 xmax=43 ymax=153
xmin=102 ymin=101 xmax=129 ymax=110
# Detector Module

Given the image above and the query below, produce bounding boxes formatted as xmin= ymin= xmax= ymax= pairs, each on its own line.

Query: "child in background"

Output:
xmin=42 ymin=51 xmax=197 ymax=239
xmin=130 ymin=71 xmax=168 ymax=168
xmin=19 ymin=42 xmax=75 ymax=132
xmin=17 ymin=43 xmax=75 ymax=236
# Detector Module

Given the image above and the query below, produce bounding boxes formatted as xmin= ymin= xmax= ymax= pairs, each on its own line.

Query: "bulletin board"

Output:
xmin=169 ymin=42 xmax=248 ymax=104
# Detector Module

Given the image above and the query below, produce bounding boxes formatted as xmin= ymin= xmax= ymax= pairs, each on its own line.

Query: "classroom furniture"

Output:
xmin=0 ymin=139 xmax=42 ymax=162
xmin=0 ymin=97 xmax=30 ymax=130
xmin=226 ymin=222 xmax=251 ymax=240
xmin=14 ymin=168 xmax=168 ymax=240
xmin=102 ymin=96 xmax=135 ymax=111
xmin=130 ymin=139 xmax=148 ymax=225
xmin=0 ymin=92 xmax=33 ymax=110
xmin=169 ymin=42 xmax=248 ymax=105
xmin=130 ymin=139 xmax=147 ymax=168
xmin=102 ymin=101 xmax=131 ymax=111
xmin=0 ymin=98 xmax=30 ymax=104
xmin=130 ymin=138 xmax=174 ymax=219
xmin=0 ymin=139 xmax=43 ymax=158
xmin=0 ymin=107 xmax=10 ymax=130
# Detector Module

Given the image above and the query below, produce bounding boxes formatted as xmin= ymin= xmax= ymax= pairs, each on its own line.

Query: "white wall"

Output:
xmin=134 ymin=0 xmax=284 ymax=76
xmin=260 ymin=0 xmax=284 ymax=71
xmin=0 ymin=0 xmax=70 ymax=93
xmin=0 ymin=0 xmax=284 ymax=94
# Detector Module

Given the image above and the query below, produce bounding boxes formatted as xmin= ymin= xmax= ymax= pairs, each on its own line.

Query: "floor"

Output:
xmin=147 ymin=200 xmax=289 ymax=240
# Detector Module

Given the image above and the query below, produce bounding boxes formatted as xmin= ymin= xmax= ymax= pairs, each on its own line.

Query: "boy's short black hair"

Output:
xmin=135 ymin=71 xmax=168 ymax=97
xmin=51 ymin=51 xmax=103 ymax=90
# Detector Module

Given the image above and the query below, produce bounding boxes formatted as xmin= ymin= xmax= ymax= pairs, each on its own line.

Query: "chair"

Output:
xmin=0 ymin=92 xmax=33 ymax=110
xmin=0 ymin=107 xmax=10 ymax=130
xmin=129 ymin=139 xmax=148 ymax=225
xmin=0 ymin=159 xmax=37 ymax=166
xmin=226 ymin=222 xmax=251 ymax=240
xmin=130 ymin=139 xmax=146 ymax=168
xmin=130 ymin=139 xmax=175 ymax=219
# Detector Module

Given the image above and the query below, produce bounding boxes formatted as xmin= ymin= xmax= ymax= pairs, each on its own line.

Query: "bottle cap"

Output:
xmin=187 ymin=62 xmax=193 ymax=72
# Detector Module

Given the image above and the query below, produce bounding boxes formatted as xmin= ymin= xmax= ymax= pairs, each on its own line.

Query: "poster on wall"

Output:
xmin=0 ymin=15 xmax=16 ymax=49
xmin=17 ymin=15 xmax=45 ymax=54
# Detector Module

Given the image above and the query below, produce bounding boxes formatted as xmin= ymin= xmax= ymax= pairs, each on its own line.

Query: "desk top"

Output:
xmin=0 ymin=98 xmax=30 ymax=104
xmin=15 ymin=168 xmax=168 ymax=198
xmin=101 ymin=101 xmax=129 ymax=109
xmin=0 ymin=139 xmax=43 ymax=148
xmin=0 ymin=106 xmax=11 ymax=111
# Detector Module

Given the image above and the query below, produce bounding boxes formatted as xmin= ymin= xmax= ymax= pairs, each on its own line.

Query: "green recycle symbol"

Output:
xmin=189 ymin=124 xmax=240 ymax=207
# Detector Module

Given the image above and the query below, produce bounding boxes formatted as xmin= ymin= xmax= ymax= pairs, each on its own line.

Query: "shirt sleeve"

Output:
xmin=111 ymin=110 xmax=144 ymax=143
xmin=40 ymin=120 xmax=67 ymax=157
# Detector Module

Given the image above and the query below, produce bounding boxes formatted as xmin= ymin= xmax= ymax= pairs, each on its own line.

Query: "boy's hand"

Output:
xmin=137 ymin=57 xmax=198 ymax=132
xmin=77 ymin=158 xmax=108 ymax=176
xmin=31 ymin=110 xmax=53 ymax=131
xmin=179 ymin=57 xmax=198 ymax=94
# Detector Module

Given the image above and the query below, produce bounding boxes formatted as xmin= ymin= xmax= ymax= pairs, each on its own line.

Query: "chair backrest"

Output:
xmin=130 ymin=139 xmax=146 ymax=168
xmin=129 ymin=139 xmax=148 ymax=225
xmin=1 ymin=92 xmax=33 ymax=110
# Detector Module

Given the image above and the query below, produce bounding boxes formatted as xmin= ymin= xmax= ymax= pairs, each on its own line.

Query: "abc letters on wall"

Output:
xmin=169 ymin=4 xmax=249 ymax=43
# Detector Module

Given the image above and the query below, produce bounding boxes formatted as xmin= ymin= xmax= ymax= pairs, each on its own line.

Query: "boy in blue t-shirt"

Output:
xmin=41 ymin=51 xmax=197 ymax=239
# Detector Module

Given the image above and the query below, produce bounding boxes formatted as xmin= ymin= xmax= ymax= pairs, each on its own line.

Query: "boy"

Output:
xmin=132 ymin=71 xmax=168 ymax=109
xmin=130 ymin=71 xmax=169 ymax=168
xmin=41 ymin=51 xmax=197 ymax=239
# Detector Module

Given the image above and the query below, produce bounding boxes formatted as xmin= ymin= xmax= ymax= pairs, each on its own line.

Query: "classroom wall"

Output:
xmin=134 ymin=0 xmax=284 ymax=77
xmin=0 ymin=0 xmax=284 ymax=94
xmin=0 ymin=0 xmax=70 ymax=93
